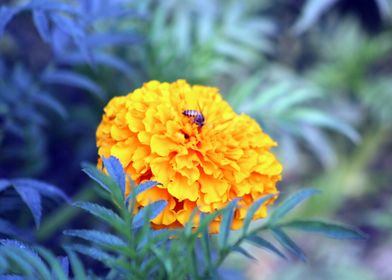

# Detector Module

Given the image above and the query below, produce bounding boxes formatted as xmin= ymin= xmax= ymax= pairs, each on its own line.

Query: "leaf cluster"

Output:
xmin=0 ymin=157 xmax=366 ymax=279
xmin=130 ymin=0 xmax=275 ymax=84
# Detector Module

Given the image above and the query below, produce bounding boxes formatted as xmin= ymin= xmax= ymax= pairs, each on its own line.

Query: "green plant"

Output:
xmin=0 ymin=157 xmax=365 ymax=279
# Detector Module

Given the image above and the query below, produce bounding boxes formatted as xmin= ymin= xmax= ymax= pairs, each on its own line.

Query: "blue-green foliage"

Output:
xmin=0 ymin=156 xmax=366 ymax=279
xmin=0 ymin=0 xmax=141 ymax=179
xmin=0 ymin=178 xmax=68 ymax=238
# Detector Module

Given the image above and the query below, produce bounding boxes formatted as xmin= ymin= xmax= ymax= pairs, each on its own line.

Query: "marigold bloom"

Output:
xmin=96 ymin=80 xmax=282 ymax=232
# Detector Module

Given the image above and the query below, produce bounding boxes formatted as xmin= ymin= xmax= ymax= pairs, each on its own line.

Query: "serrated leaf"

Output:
xmin=81 ymin=163 xmax=113 ymax=193
xmin=11 ymin=178 xmax=69 ymax=202
xmin=35 ymin=247 xmax=68 ymax=280
xmin=64 ymin=244 xmax=116 ymax=265
xmin=245 ymin=235 xmax=286 ymax=259
xmin=132 ymin=200 xmax=167 ymax=229
xmin=242 ymin=194 xmax=275 ymax=234
xmin=1 ymin=240 xmax=51 ymax=279
xmin=72 ymin=202 xmax=124 ymax=230
xmin=13 ymin=185 xmax=42 ymax=228
xmin=271 ymin=227 xmax=306 ymax=262
xmin=232 ymin=245 xmax=256 ymax=260
xmin=282 ymin=220 xmax=367 ymax=240
xmin=64 ymin=229 xmax=126 ymax=247
xmin=64 ymin=247 xmax=87 ymax=280
xmin=0 ymin=248 xmax=35 ymax=278
xmin=269 ymin=189 xmax=320 ymax=225
xmin=102 ymin=156 xmax=125 ymax=198
xmin=218 ymin=199 xmax=238 ymax=248
xmin=42 ymin=70 xmax=104 ymax=99
xmin=133 ymin=181 xmax=160 ymax=196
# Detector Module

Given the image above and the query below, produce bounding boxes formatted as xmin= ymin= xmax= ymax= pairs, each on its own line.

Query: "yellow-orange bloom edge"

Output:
xmin=96 ymin=80 xmax=282 ymax=233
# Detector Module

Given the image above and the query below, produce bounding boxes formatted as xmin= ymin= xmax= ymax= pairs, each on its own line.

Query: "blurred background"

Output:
xmin=0 ymin=0 xmax=391 ymax=279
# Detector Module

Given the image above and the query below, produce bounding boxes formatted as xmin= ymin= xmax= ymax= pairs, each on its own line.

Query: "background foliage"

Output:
xmin=1 ymin=0 xmax=392 ymax=279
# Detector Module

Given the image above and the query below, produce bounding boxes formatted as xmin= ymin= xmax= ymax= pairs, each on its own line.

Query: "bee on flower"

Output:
xmin=96 ymin=80 xmax=282 ymax=233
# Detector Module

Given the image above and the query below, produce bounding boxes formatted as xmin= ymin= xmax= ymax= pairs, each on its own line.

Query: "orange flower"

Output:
xmin=96 ymin=80 xmax=282 ymax=232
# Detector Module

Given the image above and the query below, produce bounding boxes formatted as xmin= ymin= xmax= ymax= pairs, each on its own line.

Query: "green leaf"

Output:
xmin=271 ymin=227 xmax=306 ymax=262
xmin=281 ymin=220 xmax=368 ymax=240
xmin=0 ymin=241 xmax=51 ymax=280
xmin=196 ymin=211 xmax=222 ymax=234
xmin=102 ymin=156 xmax=125 ymax=198
xmin=132 ymin=200 xmax=167 ymax=229
xmin=0 ymin=248 xmax=35 ymax=278
xmin=242 ymin=194 xmax=274 ymax=235
xmin=64 ymin=248 xmax=87 ymax=280
xmin=64 ymin=244 xmax=116 ymax=265
xmin=250 ymin=82 xmax=293 ymax=113
xmin=63 ymin=229 xmax=127 ymax=247
xmin=133 ymin=181 xmax=161 ymax=196
xmin=184 ymin=208 xmax=199 ymax=237
xmin=218 ymin=199 xmax=238 ymax=248
xmin=13 ymin=185 xmax=42 ymax=228
xmin=288 ymin=109 xmax=360 ymax=143
xmin=232 ymin=245 xmax=256 ymax=260
xmin=35 ymin=247 xmax=69 ymax=280
xmin=81 ymin=163 xmax=113 ymax=194
xmin=151 ymin=247 xmax=173 ymax=277
xmin=245 ymin=235 xmax=286 ymax=259
xmin=269 ymin=189 xmax=320 ymax=225
xmin=72 ymin=202 xmax=125 ymax=231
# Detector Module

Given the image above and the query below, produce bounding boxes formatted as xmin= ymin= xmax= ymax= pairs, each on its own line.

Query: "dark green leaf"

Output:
xmin=11 ymin=179 xmax=69 ymax=202
xmin=13 ymin=185 xmax=42 ymax=228
xmin=102 ymin=156 xmax=125 ymax=198
xmin=245 ymin=235 xmax=286 ymax=259
xmin=64 ymin=229 xmax=126 ymax=247
xmin=242 ymin=194 xmax=274 ymax=234
xmin=271 ymin=227 xmax=306 ymax=262
xmin=65 ymin=244 xmax=116 ymax=265
xmin=232 ymin=245 xmax=256 ymax=260
xmin=81 ymin=163 xmax=113 ymax=193
xmin=133 ymin=181 xmax=161 ymax=196
xmin=64 ymin=248 xmax=87 ymax=280
xmin=42 ymin=70 xmax=104 ymax=99
xmin=72 ymin=202 xmax=124 ymax=230
xmin=282 ymin=220 xmax=368 ymax=240
xmin=269 ymin=189 xmax=320 ymax=224
xmin=1 ymin=240 xmax=50 ymax=279
xmin=132 ymin=200 xmax=167 ymax=229
xmin=218 ymin=199 xmax=238 ymax=248
xmin=35 ymin=247 xmax=68 ymax=280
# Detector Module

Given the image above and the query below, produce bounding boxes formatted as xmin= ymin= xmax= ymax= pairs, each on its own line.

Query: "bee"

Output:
xmin=182 ymin=109 xmax=205 ymax=128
